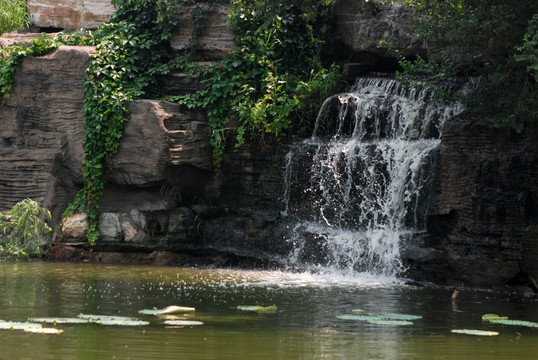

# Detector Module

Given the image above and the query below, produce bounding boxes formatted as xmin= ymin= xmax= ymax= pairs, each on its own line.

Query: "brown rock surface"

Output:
xmin=0 ymin=45 xmax=212 ymax=225
xmin=170 ymin=3 xmax=236 ymax=60
xmin=27 ymin=0 xmax=115 ymax=31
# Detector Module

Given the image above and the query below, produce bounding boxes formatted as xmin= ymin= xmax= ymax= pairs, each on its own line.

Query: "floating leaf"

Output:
xmin=0 ymin=321 xmax=43 ymax=331
xmin=138 ymin=307 xmax=159 ymax=315
xmin=24 ymin=327 xmax=63 ymax=335
xmin=29 ymin=317 xmax=90 ymax=325
xmin=451 ymin=329 xmax=499 ymax=336
xmin=237 ymin=305 xmax=277 ymax=313
xmin=97 ymin=319 xmax=149 ymax=326
xmin=77 ymin=314 xmax=148 ymax=326
xmin=366 ymin=319 xmax=414 ymax=326
xmin=336 ymin=313 xmax=421 ymax=323
xmin=139 ymin=305 xmax=196 ymax=316
xmin=164 ymin=320 xmax=204 ymax=326
xmin=77 ymin=314 xmax=139 ymax=322
xmin=482 ymin=314 xmax=508 ymax=321
xmin=488 ymin=319 xmax=538 ymax=328
xmin=379 ymin=313 xmax=422 ymax=321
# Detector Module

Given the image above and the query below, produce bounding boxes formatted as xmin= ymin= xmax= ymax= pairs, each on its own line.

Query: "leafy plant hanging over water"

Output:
xmin=0 ymin=199 xmax=52 ymax=257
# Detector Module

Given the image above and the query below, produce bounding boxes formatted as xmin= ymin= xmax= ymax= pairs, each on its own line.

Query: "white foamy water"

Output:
xmin=282 ymin=77 xmax=463 ymax=278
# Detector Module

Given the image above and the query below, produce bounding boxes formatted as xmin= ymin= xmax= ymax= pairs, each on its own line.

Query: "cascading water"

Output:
xmin=282 ymin=77 xmax=464 ymax=278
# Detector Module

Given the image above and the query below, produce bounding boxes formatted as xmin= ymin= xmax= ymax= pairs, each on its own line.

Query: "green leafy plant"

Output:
xmin=63 ymin=0 xmax=182 ymax=244
xmin=0 ymin=0 xmax=30 ymax=35
xmin=396 ymin=0 xmax=538 ymax=130
xmin=0 ymin=199 xmax=52 ymax=257
xmin=172 ymin=0 xmax=342 ymax=166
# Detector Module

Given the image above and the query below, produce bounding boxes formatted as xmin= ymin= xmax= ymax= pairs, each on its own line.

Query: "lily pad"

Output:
xmin=237 ymin=305 xmax=277 ymax=313
xmin=24 ymin=327 xmax=64 ymax=335
xmin=482 ymin=314 xmax=508 ymax=321
xmin=97 ymin=319 xmax=149 ymax=326
xmin=488 ymin=319 xmax=538 ymax=328
xmin=336 ymin=313 xmax=421 ymax=324
xmin=164 ymin=320 xmax=204 ymax=326
xmin=29 ymin=317 xmax=90 ymax=325
xmin=77 ymin=314 xmax=139 ymax=322
xmin=366 ymin=319 xmax=414 ymax=326
xmin=139 ymin=305 xmax=196 ymax=316
xmin=77 ymin=314 xmax=149 ymax=326
xmin=0 ymin=321 xmax=43 ymax=331
xmin=379 ymin=313 xmax=423 ymax=321
xmin=451 ymin=329 xmax=499 ymax=336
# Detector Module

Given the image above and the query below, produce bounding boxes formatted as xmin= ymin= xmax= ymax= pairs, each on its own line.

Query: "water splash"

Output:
xmin=283 ymin=77 xmax=463 ymax=277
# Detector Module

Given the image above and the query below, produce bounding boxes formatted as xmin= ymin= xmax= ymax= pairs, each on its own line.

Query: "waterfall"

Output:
xmin=282 ymin=77 xmax=463 ymax=277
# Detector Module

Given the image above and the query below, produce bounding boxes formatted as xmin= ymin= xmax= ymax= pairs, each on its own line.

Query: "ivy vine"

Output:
xmin=1 ymin=0 xmax=342 ymax=245
xmin=171 ymin=0 xmax=342 ymax=166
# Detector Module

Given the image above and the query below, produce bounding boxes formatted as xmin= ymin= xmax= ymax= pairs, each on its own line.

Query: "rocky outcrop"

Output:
xmin=0 ymin=45 xmax=91 ymax=220
xmin=0 ymin=45 xmax=212 ymax=227
xmin=416 ymin=116 xmax=538 ymax=287
xmin=28 ymin=0 xmax=115 ymax=31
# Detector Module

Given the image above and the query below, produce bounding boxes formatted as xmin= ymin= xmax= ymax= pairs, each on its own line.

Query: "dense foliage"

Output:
xmin=0 ymin=0 xmax=29 ymax=35
xmin=172 ymin=0 xmax=341 ymax=165
xmin=395 ymin=0 xmax=538 ymax=130
xmin=0 ymin=199 xmax=52 ymax=257
xmin=1 ymin=0 xmax=341 ymax=244
xmin=64 ymin=0 xmax=181 ymax=244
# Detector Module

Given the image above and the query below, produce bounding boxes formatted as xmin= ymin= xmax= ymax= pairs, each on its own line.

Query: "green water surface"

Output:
xmin=0 ymin=261 xmax=536 ymax=359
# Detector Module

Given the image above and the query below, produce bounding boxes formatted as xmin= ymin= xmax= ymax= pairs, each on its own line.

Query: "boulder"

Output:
xmin=27 ymin=0 xmax=115 ymax=31
xmin=0 ymin=45 xmax=213 ymax=226
xmin=61 ymin=212 xmax=89 ymax=238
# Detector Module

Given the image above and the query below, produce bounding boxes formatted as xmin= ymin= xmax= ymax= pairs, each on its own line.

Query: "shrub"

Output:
xmin=0 ymin=199 xmax=53 ymax=257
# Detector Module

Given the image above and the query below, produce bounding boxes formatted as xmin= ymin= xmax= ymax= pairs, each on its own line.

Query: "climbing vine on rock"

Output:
xmin=1 ymin=0 xmax=342 ymax=245
xmin=64 ymin=0 xmax=182 ymax=245
xmin=171 ymin=0 xmax=342 ymax=166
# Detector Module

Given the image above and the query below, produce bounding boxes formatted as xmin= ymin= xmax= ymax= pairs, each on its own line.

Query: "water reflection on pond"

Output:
xmin=0 ymin=261 xmax=536 ymax=359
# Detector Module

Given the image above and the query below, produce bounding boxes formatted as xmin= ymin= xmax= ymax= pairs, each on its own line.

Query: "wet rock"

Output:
xmin=98 ymin=213 xmax=122 ymax=241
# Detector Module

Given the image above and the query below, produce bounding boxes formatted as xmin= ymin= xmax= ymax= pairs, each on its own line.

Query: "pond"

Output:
xmin=0 ymin=261 xmax=536 ymax=359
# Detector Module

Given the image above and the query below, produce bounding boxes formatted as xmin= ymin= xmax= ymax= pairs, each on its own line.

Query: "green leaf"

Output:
xmin=488 ymin=319 xmax=538 ymax=328
xmin=451 ymin=329 xmax=499 ymax=336
xmin=482 ymin=314 xmax=509 ymax=321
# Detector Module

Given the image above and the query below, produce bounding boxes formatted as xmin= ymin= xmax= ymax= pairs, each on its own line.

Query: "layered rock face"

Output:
xmin=422 ymin=117 xmax=538 ymax=286
xmin=0 ymin=45 xmax=212 ymax=247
